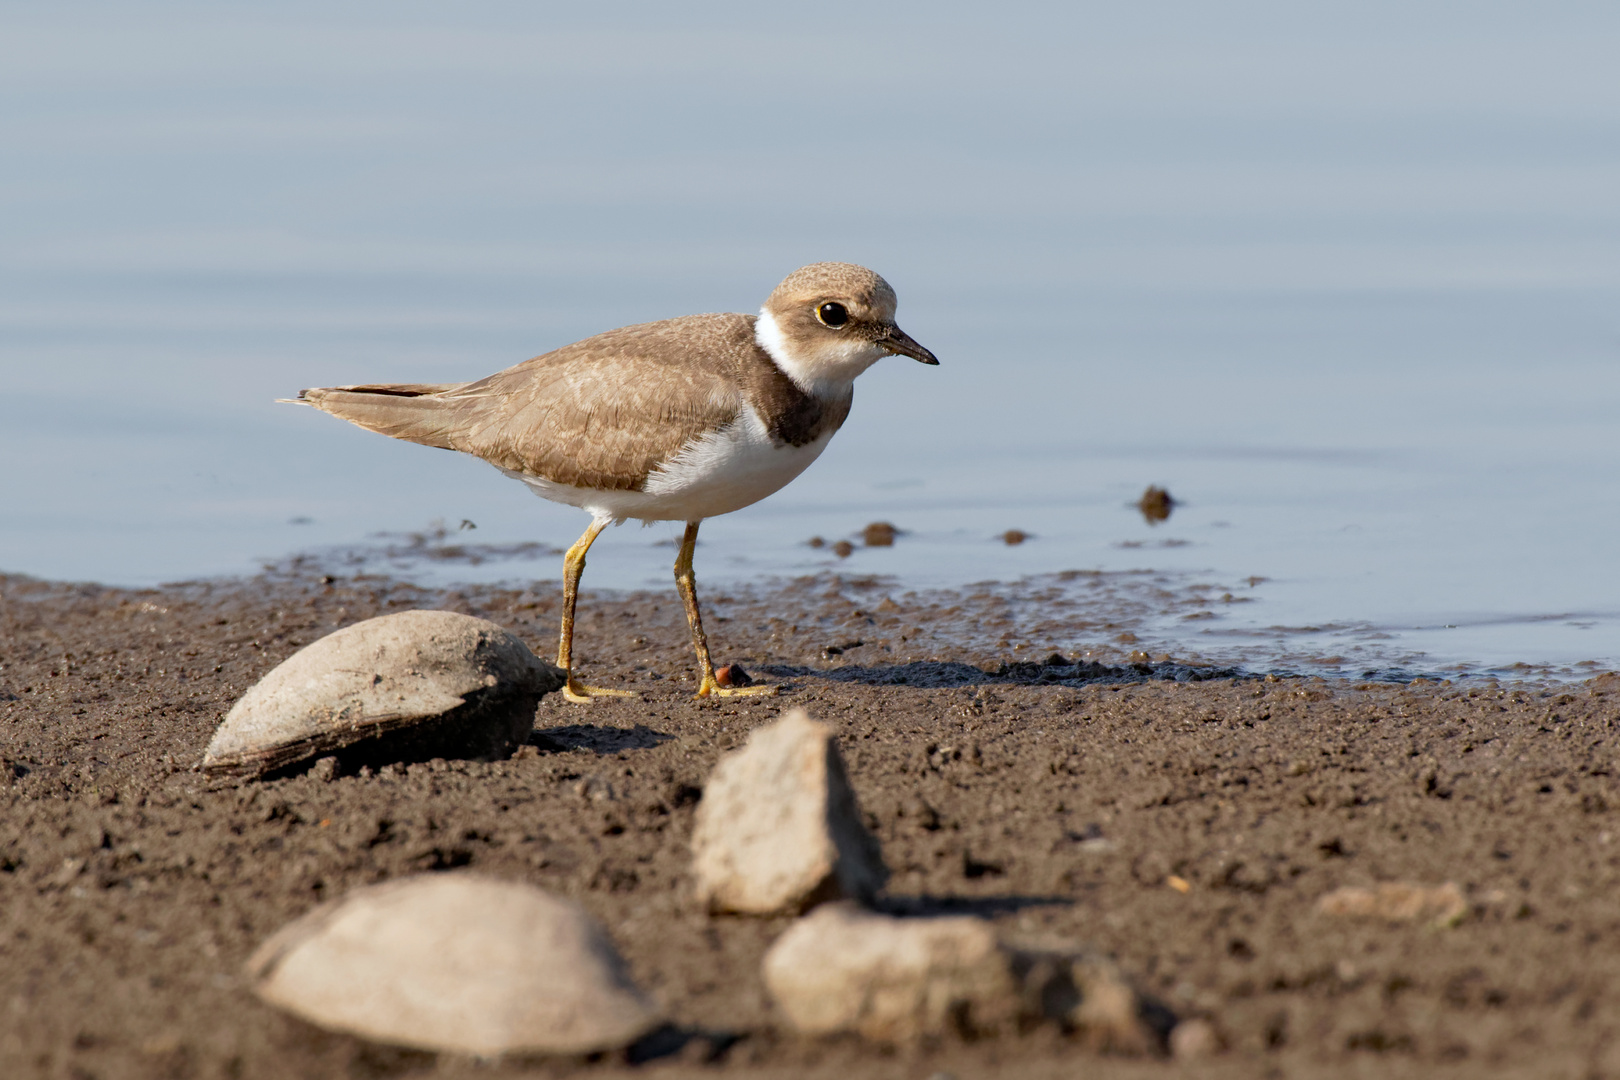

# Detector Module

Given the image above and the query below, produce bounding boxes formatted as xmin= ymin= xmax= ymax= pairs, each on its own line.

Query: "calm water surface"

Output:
xmin=3 ymin=3 xmax=1617 ymax=677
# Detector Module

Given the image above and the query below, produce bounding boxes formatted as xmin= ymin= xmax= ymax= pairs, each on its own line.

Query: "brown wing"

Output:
xmin=441 ymin=313 xmax=756 ymax=490
xmin=296 ymin=314 xmax=762 ymax=490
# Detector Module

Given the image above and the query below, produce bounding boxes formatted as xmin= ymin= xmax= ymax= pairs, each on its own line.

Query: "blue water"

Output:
xmin=3 ymin=2 xmax=1617 ymax=677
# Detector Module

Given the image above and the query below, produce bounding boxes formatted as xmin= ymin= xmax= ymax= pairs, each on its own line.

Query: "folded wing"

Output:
xmin=296 ymin=314 xmax=754 ymax=492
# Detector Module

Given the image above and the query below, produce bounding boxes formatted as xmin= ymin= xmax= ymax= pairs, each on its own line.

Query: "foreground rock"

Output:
xmin=246 ymin=874 xmax=661 ymax=1057
xmin=202 ymin=609 xmax=563 ymax=777
xmin=690 ymin=708 xmax=887 ymax=914
xmin=762 ymin=902 xmax=1173 ymax=1051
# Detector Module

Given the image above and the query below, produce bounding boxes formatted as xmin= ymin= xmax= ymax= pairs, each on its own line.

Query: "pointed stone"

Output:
xmin=202 ymin=609 xmax=563 ymax=778
xmin=247 ymin=874 xmax=661 ymax=1057
xmin=690 ymin=708 xmax=886 ymax=914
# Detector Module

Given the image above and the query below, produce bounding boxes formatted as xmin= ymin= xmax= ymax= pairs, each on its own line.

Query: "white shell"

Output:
xmin=202 ymin=609 xmax=563 ymax=777
xmin=247 ymin=874 xmax=662 ymax=1056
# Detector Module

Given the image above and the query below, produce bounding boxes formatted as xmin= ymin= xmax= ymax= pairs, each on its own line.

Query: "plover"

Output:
xmin=290 ymin=262 xmax=938 ymax=701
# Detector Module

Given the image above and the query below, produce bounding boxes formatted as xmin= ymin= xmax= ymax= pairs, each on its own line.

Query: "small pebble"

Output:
xmin=1138 ymin=485 xmax=1175 ymax=523
xmin=832 ymin=540 xmax=855 ymax=558
xmin=1000 ymin=529 xmax=1030 ymax=545
xmin=574 ymin=775 xmax=618 ymax=803
xmin=1317 ymin=881 xmax=1467 ymax=925
xmin=861 ymin=521 xmax=898 ymax=547
xmin=714 ymin=663 xmax=752 ymax=688
xmin=1170 ymin=1017 xmax=1222 ymax=1060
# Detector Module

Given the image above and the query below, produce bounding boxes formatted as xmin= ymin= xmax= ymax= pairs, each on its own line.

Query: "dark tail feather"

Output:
xmin=290 ymin=383 xmax=467 ymax=450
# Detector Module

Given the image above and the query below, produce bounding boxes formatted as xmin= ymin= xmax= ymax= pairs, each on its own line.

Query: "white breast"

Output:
xmin=755 ymin=309 xmax=885 ymax=397
xmin=501 ymin=404 xmax=836 ymax=524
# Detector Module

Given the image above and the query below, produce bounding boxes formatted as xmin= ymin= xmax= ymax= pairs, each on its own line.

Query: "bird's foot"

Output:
xmin=696 ymin=681 xmax=780 ymax=699
xmin=696 ymin=666 xmax=779 ymax=698
xmin=563 ymin=675 xmax=640 ymax=704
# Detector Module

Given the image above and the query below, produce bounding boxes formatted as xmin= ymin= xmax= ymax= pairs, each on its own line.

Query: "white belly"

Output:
xmin=500 ymin=405 xmax=835 ymax=524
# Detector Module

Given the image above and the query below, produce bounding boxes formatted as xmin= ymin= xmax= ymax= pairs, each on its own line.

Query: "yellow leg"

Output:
xmin=558 ymin=517 xmax=637 ymax=703
xmin=674 ymin=521 xmax=777 ymax=699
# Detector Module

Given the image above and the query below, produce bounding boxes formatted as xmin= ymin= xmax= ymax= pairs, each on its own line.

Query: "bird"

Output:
xmin=288 ymin=262 xmax=938 ymax=702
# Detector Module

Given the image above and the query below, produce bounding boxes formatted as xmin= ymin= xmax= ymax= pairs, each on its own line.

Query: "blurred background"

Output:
xmin=2 ymin=1 xmax=1617 ymax=675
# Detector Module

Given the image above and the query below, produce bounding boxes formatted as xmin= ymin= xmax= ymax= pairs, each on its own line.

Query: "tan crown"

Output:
xmin=765 ymin=262 xmax=898 ymax=325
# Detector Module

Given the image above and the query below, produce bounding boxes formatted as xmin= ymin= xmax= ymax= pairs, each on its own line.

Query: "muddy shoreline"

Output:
xmin=3 ymin=568 xmax=1619 ymax=1079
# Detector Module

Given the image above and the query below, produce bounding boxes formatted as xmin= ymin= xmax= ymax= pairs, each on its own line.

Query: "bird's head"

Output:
xmin=756 ymin=262 xmax=938 ymax=397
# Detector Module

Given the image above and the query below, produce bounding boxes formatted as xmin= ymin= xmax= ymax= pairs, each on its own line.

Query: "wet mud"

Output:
xmin=3 ymin=568 xmax=1619 ymax=1079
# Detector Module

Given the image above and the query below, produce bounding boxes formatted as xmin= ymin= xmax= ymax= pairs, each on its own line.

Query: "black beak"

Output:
xmin=879 ymin=324 xmax=940 ymax=365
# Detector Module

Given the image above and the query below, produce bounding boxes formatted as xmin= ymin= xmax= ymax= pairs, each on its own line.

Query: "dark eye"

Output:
xmin=816 ymin=302 xmax=848 ymax=328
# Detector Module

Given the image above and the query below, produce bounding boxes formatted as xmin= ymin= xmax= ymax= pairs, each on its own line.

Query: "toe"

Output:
xmin=564 ymin=677 xmax=639 ymax=703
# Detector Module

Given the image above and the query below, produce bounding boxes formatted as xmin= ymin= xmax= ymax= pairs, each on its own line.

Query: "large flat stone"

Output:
xmin=202 ymin=609 xmax=563 ymax=778
xmin=247 ymin=874 xmax=661 ymax=1057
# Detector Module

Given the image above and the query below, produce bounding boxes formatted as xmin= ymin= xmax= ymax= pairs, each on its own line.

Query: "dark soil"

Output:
xmin=3 ymin=569 xmax=1619 ymax=1079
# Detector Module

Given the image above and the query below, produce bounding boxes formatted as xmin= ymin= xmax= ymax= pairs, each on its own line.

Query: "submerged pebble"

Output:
xmin=1138 ymin=485 xmax=1176 ymax=523
xmin=861 ymin=521 xmax=899 ymax=547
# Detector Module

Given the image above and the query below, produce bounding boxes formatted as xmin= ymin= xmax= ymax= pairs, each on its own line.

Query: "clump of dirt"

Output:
xmin=2 ymin=569 xmax=1618 ymax=1079
xmin=1139 ymin=485 xmax=1176 ymax=524
xmin=861 ymin=522 xmax=899 ymax=548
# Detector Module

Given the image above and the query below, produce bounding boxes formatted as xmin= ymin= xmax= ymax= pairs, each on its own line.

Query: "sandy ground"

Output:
xmin=3 ymin=567 xmax=1620 ymax=1079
